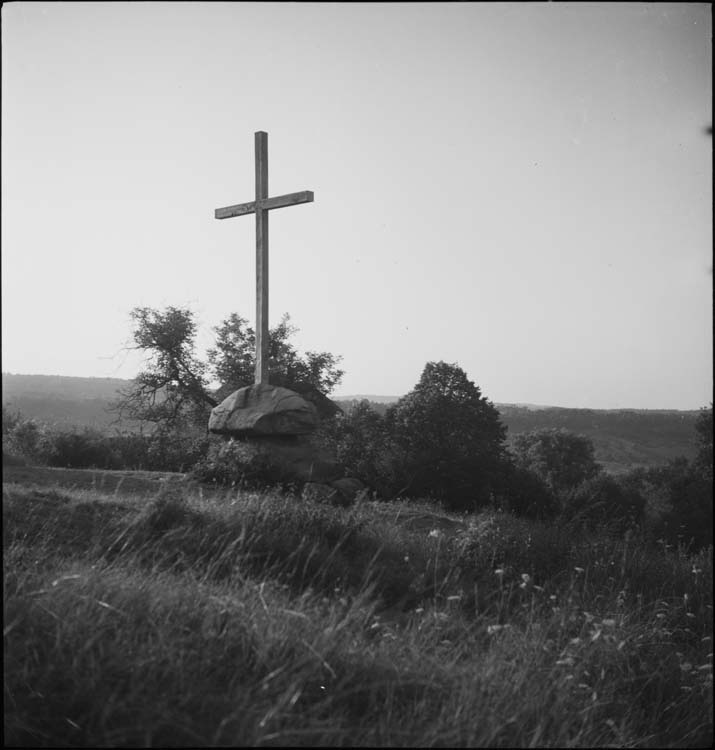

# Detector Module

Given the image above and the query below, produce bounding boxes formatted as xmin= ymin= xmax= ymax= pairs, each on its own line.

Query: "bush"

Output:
xmin=511 ymin=428 xmax=601 ymax=496
xmin=628 ymin=458 xmax=713 ymax=550
xmin=563 ymin=474 xmax=646 ymax=532
xmin=316 ymin=400 xmax=395 ymax=495
xmin=2 ymin=408 xmax=210 ymax=473
xmin=36 ymin=428 xmax=120 ymax=469
xmin=495 ymin=462 xmax=560 ymax=519
xmin=2 ymin=410 xmax=44 ymax=462
xmin=191 ymin=438 xmax=296 ymax=488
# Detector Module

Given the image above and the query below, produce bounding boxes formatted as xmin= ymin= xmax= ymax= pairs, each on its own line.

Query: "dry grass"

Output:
xmin=3 ymin=468 xmax=713 ymax=747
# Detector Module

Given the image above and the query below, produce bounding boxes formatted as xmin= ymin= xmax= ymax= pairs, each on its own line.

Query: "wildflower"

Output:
xmin=404 ymin=556 xmax=410 ymax=563
xmin=521 ymin=573 xmax=531 ymax=584
xmin=574 ymin=566 xmax=584 ymax=574
xmin=494 ymin=568 xmax=505 ymax=577
xmin=656 ymin=613 xmax=666 ymax=619
xmin=428 ymin=529 xmax=443 ymax=539
xmin=487 ymin=624 xmax=510 ymax=635
xmin=686 ymin=612 xmax=696 ymax=619
xmin=692 ymin=566 xmax=702 ymax=575
xmin=549 ymin=595 xmax=557 ymax=601
xmin=414 ymin=607 xmax=424 ymax=614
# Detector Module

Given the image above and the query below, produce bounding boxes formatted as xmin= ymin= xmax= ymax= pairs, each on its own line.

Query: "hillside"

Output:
xmin=3 ymin=464 xmax=712 ymax=747
xmin=2 ymin=373 xmax=135 ymax=431
xmin=2 ymin=373 xmax=702 ymax=472
xmin=497 ymin=404 xmax=701 ymax=474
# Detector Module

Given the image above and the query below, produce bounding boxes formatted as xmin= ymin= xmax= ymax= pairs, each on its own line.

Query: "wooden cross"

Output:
xmin=215 ymin=131 xmax=314 ymax=386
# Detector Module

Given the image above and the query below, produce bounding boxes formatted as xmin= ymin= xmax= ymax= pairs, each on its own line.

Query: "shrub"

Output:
xmin=191 ymin=438 xmax=296 ymax=489
xmin=37 ymin=428 xmax=120 ymax=469
xmin=511 ymin=428 xmax=601 ymax=496
xmin=495 ymin=462 xmax=560 ymax=519
xmin=563 ymin=474 xmax=646 ymax=532
xmin=2 ymin=410 xmax=44 ymax=462
xmin=316 ymin=400 xmax=396 ymax=495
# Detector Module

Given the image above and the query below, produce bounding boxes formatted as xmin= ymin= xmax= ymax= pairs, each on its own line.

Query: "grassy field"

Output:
xmin=4 ymin=465 xmax=713 ymax=747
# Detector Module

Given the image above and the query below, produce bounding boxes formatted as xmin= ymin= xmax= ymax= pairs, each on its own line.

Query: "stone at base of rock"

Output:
xmin=228 ymin=434 xmax=343 ymax=484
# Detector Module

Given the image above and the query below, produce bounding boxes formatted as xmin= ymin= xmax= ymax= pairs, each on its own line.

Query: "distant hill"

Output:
xmin=495 ymin=404 xmax=700 ymax=475
xmin=2 ymin=373 xmax=134 ymax=431
xmin=2 ymin=374 xmax=702 ymax=473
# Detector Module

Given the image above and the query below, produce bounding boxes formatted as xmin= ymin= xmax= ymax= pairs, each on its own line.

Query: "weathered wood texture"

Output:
xmin=255 ymin=132 xmax=269 ymax=385
xmin=215 ymin=191 xmax=314 ymax=220
xmin=214 ymin=131 xmax=314 ymax=386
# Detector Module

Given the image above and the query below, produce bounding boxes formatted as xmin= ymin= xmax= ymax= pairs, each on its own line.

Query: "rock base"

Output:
xmin=209 ymin=384 xmax=318 ymax=436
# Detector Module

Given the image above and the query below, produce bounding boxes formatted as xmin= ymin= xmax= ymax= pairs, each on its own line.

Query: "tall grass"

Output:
xmin=4 ymin=480 xmax=713 ymax=747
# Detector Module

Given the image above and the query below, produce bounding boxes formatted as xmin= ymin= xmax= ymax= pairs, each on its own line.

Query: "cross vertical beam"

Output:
xmin=255 ymin=131 xmax=269 ymax=385
xmin=214 ymin=131 xmax=314 ymax=388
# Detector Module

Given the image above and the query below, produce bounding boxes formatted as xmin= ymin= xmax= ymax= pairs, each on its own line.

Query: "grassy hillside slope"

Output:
xmin=3 ymin=464 xmax=712 ymax=747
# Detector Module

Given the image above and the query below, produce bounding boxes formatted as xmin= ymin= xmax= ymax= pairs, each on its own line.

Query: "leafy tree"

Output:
xmin=317 ymin=400 xmax=394 ymax=491
xmin=114 ymin=307 xmax=216 ymax=430
xmin=384 ymin=361 xmax=507 ymax=510
xmin=207 ymin=313 xmax=344 ymax=401
xmin=511 ymin=428 xmax=601 ymax=496
xmin=113 ymin=307 xmax=343 ymax=431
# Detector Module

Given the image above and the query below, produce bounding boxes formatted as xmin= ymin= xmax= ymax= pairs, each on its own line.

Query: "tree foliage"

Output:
xmin=511 ymin=428 xmax=601 ymax=496
xmin=113 ymin=307 xmax=344 ymax=430
xmin=114 ymin=307 xmax=215 ymax=430
xmin=207 ymin=313 xmax=344 ymax=402
xmin=384 ymin=362 xmax=507 ymax=509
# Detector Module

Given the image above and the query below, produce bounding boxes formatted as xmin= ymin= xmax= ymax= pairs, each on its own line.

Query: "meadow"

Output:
xmin=3 ymin=465 xmax=713 ymax=748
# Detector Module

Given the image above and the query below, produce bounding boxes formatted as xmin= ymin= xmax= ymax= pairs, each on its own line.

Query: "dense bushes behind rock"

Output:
xmin=2 ymin=410 xmax=208 ymax=473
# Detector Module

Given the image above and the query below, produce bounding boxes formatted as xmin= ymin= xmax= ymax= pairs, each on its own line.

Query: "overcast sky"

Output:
xmin=2 ymin=2 xmax=712 ymax=409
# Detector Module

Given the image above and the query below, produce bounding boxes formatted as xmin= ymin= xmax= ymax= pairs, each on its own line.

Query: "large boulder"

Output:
xmin=209 ymin=384 xmax=318 ymax=436
xmin=289 ymin=382 xmax=343 ymax=421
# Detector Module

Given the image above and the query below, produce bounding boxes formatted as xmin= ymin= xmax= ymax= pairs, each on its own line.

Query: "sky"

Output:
xmin=2 ymin=2 xmax=712 ymax=409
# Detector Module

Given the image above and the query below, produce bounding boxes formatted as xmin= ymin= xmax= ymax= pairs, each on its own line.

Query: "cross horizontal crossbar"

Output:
xmin=215 ymin=190 xmax=314 ymax=220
